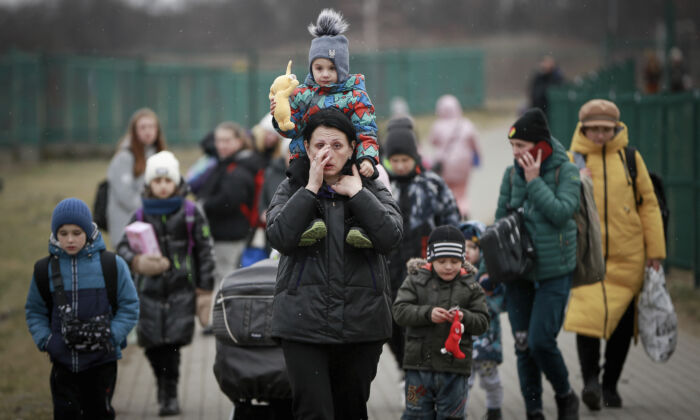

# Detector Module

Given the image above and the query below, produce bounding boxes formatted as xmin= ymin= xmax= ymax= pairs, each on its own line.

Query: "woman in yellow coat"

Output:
xmin=563 ymin=99 xmax=665 ymax=411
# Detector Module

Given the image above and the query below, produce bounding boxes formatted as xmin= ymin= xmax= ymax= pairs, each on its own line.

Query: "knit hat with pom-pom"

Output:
xmin=308 ymin=9 xmax=350 ymax=83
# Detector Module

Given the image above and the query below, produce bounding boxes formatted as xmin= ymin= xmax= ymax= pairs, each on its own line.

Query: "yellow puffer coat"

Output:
xmin=563 ymin=122 xmax=666 ymax=339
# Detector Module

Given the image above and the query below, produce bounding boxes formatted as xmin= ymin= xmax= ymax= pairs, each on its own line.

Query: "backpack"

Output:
xmin=226 ymin=162 xmax=266 ymax=229
xmin=135 ymin=200 xmax=196 ymax=256
xmin=33 ymin=251 xmax=119 ymax=321
xmin=624 ymin=147 xmax=670 ymax=242
xmin=569 ymin=153 xmax=606 ymax=287
xmin=93 ymin=180 xmax=109 ymax=231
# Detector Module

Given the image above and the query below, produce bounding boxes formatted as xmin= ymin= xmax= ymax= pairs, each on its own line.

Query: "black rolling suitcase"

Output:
xmin=212 ymin=259 xmax=292 ymax=419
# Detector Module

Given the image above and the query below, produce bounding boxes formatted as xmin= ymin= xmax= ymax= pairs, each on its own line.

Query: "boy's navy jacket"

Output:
xmin=25 ymin=226 xmax=139 ymax=373
xmin=117 ymin=195 xmax=215 ymax=349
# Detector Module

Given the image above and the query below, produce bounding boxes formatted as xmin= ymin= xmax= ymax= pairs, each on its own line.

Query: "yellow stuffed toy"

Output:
xmin=269 ymin=60 xmax=299 ymax=131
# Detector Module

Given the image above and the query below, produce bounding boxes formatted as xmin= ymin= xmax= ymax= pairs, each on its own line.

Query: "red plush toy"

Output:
xmin=441 ymin=313 xmax=466 ymax=359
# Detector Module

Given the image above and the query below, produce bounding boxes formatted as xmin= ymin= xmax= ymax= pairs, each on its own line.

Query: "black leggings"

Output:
xmin=281 ymin=340 xmax=383 ymax=420
xmin=145 ymin=344 xmax=181 ymax=381
xmin=576 ymin=301 xmax=635 ymax=389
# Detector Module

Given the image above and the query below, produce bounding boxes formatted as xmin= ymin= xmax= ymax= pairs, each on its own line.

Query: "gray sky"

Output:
xmin=0 ymin=0 xmax=191 ymax=12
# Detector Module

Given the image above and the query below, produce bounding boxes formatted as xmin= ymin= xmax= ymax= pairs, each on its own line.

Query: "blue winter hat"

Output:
xmin=51 ymin=198 xmax=94 ymax=237
xmin=308 ymin=9 xmax=350 ymax=83
xmin=459 ymin=220 xmax=486 ymax=245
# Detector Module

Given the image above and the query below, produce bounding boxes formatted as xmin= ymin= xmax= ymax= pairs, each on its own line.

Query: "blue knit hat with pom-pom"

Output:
xmin=51 ymin=198 xmax=94 ymax=238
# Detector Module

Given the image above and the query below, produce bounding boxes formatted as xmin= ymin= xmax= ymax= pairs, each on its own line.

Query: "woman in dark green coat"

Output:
xmin=494 ymin=109 xmax=581 ymax=420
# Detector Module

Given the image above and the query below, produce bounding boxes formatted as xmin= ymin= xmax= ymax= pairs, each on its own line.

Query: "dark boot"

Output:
xmin=581 ymin=375 xmax=601 ymax=411
xmin=602 ymin=387 xmax=622 ymax=408
xmin=555 ymin=390 xmax=579 ymax=420
xmin=526 ymin=410 xmax=545 ymax=420
xmin=158 ymin=379 xmax=180 ymax=416
xmin=156 ymin=375 xmax=167 ymax=408
xmin=484 ymin=408 xmax=503 ymax=420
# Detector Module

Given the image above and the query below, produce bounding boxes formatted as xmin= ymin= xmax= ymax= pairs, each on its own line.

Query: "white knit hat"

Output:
xmin=145 ymin=151 xmax=181 ymax=185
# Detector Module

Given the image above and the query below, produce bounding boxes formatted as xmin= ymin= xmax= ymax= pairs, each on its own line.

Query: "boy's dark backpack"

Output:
xmin=93 ymin=180 xmax=109 ymax=231
xmin=624 ymin=147 xmax=670 ymax=242
xmin=33 ymin=251 xmax=119 ymax=320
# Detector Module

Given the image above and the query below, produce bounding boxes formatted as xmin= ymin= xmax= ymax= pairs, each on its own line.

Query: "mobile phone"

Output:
xmin=528 ymin=141 xmax=553 ymax=161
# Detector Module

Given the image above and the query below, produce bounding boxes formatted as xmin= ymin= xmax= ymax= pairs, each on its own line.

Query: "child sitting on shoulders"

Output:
xmin=393 ymin=225 xmax=489 ymax=419
xmin=461 ymin=220 xmax=506 ymax=420
xmin=270 ymin=8 xmax=379 ymax=249
xmin=117 ymin=151 xmax=216 ymax=416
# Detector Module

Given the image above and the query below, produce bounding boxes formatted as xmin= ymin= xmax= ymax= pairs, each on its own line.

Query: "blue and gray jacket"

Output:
xmin=25 ymin=227 xmax=139 ymax=372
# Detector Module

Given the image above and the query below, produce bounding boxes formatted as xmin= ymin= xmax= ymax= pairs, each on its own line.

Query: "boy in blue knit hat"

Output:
xmin=460 ymin=220 xmax=506 ymax=420
xmin=26 ymin=198 xmax=139 ymax=419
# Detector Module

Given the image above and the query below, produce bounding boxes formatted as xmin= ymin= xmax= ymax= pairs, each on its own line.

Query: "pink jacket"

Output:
xmin=427 ymin=95 xmax=481 ymax=184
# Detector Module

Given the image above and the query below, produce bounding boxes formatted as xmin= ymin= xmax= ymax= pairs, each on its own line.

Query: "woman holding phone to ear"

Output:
xmin=489 ymin=108 xmax=581 ymax=420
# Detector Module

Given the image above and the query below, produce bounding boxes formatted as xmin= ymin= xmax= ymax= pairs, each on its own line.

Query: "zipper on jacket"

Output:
xmin=602 ymin=145 xmax=609 ymax=260
xmin=289 ymin=256 xmax=307 ymax=295
xmin=601 ymin=145 xmax=610 ymax=338
xmin=71 ymin=256 xmax=78 ymax=372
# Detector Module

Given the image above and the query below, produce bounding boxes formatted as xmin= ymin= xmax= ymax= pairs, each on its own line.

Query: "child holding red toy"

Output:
xmin=393 ymin=225 xmax=489 ymax=419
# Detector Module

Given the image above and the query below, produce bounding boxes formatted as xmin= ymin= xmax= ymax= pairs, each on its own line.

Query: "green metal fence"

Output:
xmin=548 ymin=64 xmax=700 ymax=283
xmin=0 ymin=47 xmax=484 ymax=148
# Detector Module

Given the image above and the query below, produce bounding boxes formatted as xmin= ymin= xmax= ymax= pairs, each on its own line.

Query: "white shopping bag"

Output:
xmin=637 ymin=266 xmax=678 ymax=363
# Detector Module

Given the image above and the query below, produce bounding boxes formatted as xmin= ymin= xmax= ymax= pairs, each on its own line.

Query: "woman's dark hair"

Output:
xmin=303 ymin=107 xmax=357 ymax=145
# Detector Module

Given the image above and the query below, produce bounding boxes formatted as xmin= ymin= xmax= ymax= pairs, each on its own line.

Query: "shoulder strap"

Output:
xmin=100 ymin=251 xmax=119 ymax=315
xmin=135 ymin=207 xmax=144 ymax=222
xmin=184 ymin=200 xmax=196 ymax=256
xmin=572 ymin=152 xmax=587 ymax=170
xmin=624 ymin=146 xmax=642 ymax=206
xmin=509 ymin=166 xmax=514 ymax=188
xmin=49 ymin=256 xmax=69 ymax=308
xmin=33 ymin=256 xmax=52 ymax=317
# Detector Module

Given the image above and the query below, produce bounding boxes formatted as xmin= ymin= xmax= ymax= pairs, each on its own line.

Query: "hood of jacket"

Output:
xmin=435 ymin=95 xmax=463 ymax=119
xmin=302 ymin=73 xmax=368 ymax=95
xmin=49 ymin=223 xmax=105 ymax=258
xmin=570 ymin=122 xmax=630 ymax=155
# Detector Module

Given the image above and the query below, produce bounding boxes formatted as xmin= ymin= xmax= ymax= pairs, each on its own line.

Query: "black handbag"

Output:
xmin=480 ymin=208 xmax=536 ymax=284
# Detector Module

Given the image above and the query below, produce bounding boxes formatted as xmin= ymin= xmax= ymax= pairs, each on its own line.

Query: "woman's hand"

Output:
xmin=580 ymin=167 xmax=592 ymax=178
xmin=333 ymin=164 xmax=363 ymax=198
xmin=646 ymin=258 xmax=662 ymax=271
xmin=269 ymin=97 xmax=276 ymax=116
xmin=518 ymin=149 xmax=542 ymax=182
xmin=306 ymin=146 xmax=331 ymax=194
xmin=431 ymin=307 xmax=452 ymax=324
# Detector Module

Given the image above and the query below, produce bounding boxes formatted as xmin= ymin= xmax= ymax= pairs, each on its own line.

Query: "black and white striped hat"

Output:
xmin=427 ymin=225 xmax=466 ymax=263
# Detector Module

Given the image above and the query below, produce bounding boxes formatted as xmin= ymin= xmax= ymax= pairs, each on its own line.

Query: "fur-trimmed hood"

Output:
xmin=405 ymin=257 xmax=476 ymax=276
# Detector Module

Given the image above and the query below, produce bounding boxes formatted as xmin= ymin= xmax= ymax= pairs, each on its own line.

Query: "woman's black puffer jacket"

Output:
xmin=117 ymin=191 xmax=215 ymax=349
xmin=266 ymin=173 xmax=403 ymax=344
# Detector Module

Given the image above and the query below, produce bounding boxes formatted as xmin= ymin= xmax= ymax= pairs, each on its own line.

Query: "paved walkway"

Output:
xmin=112 ymin=319 xmax=700 ymax=419
xmin=112 ymin=120 xmax=700 ymax=418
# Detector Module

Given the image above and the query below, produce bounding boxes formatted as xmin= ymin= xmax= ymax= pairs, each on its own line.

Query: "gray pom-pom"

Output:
xmin=307 ymin=8 xmax=349 ymax=38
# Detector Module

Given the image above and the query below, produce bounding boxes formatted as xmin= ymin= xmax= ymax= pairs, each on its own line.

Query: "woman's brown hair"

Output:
xmin=120 ymin=108 xmax=167 ymax=177
xmin=216 ymin=121 xmax=253 ymax=151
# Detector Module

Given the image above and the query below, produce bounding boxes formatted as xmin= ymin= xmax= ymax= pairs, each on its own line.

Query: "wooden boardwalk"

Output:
xmin=112 ymin=319 xmax=700 ymax=419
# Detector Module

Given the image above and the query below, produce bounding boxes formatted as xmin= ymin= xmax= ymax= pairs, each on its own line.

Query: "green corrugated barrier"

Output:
xmin=0 ymin=47 xmax=484 ymax=147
